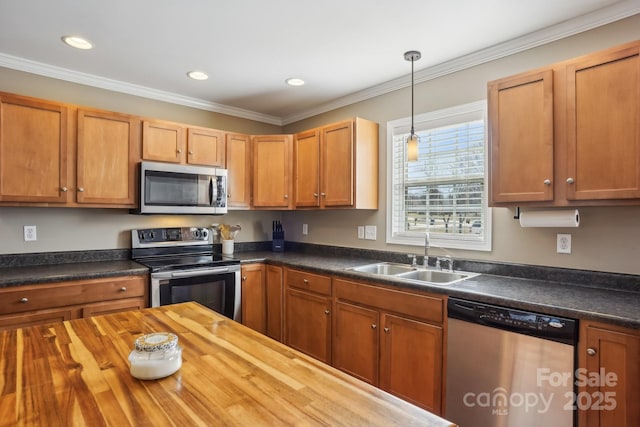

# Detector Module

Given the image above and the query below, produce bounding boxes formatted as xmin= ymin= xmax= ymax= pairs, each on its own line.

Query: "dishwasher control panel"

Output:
xmin=448 ymin=298 xmax=577 ymax=345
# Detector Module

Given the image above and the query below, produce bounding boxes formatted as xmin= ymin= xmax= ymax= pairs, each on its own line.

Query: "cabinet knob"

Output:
xmin=383 ymin=327 xmax=390 ymax=333
xmin=227 ymin=193 xmax=231 ymax=198
xmin=587 ymin=347 xmax=597 ymax=356
xmin=321 ymin=192 xmax=326 ymax=197
xmin=119 ymin=287 xmax=127 ymax=292
xmin=324 ymin=309 xmax=330 ymax=315
xmin=77 ymin=187 xmax=84 ymax=192
xmin=543 ymin=179 xmax=551 ymax=186
xmin=313 ymin=193 xmax=318 ymax=197
xmin=188 ymin=151 xmax=194 ymax=155
xmin=566 ymin=177 xmax=575 ymax=184
xmin=303 ymin=279 xmax=309 ymax=284
xmin=61 ymin=187 xmax=68 ymax=192
xmin=20 ymin=297 xmax=28 ymax=303
xmin=177 ymin=149 xmax=182 ymax=154
xmin=371 ymin=324 xmax=377 ymax=329
xmin=284 ymin=194 xmax=289 ymax=199
xmin=242 ymin=276 xmax=247 ymax=281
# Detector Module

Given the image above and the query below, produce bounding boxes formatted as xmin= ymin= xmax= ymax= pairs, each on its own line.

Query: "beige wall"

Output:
xmin=1 ymin=15 xmax=640 ymax=276
xmin=281 ymin=15 xmax=640 ymax=275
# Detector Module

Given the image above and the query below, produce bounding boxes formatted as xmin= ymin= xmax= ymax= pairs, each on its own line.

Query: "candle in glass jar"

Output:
xmin=129 ymin=332 xmax=182 ymax=380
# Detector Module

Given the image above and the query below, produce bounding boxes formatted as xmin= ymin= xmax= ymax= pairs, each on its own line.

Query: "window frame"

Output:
xmin=385 ymin=100 xmax=492 ymax=251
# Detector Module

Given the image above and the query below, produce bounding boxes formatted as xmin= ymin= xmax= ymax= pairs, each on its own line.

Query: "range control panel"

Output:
xmin=132 ymin=227 xmax=210 ymax=247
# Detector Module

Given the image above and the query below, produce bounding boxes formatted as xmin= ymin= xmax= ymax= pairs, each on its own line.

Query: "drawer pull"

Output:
xmin=119 ymin=287 xmax=127 ymax=292
xmin=20 ymin=297 xmax=29 ymax=303
xmin=371 ymin=324 xmax=377 ymax=329
xmin=587 ymin=348 xmax=597 ymax=356
xmin=384 ymin=327 xmax=390 ymax=333
xmin=303 ymin=279 xmax=309 ymax=284
xmin=324 ymin=309 xmax=330 ymax=315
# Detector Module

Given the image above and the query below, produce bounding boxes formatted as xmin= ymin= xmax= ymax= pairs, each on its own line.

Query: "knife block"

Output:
xmin=272 ymin=239 xmax=284 ymax=252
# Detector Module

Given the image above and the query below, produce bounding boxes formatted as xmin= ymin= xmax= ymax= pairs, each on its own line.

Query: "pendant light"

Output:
xmin=404 ymin=50 xmax=421 ymax=162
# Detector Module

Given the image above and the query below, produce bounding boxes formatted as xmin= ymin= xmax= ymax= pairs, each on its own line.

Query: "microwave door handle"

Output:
xmin=209 ymin=177 xmax=214 ymax=206
xmin=171 ymin=267 xmax=230 ymax=278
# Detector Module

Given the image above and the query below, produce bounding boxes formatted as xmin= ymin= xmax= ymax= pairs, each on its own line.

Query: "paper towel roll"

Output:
xmin=519 ymin=209 xmax=580 ymax=228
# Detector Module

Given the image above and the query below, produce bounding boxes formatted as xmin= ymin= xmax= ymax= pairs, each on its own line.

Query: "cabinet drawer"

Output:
xmin=334 ymin=278 xmax=444 ymax=324
xmin=285 ymin=268 xmax=331 ymax=295
xmin=0 ymin=275 xmax=146 ymax=315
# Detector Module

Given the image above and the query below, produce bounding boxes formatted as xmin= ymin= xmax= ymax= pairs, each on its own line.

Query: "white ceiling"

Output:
xmin=0 ymin=1 xmax=638 ymax=125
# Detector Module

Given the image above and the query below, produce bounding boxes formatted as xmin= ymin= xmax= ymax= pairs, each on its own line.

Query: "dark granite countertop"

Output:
xmin=0 ymin=260 xmax=148 ymax=287
xmin=233 ymin=250 xmax=640 ymax=329
xmin=2 ymin=246 xmax=638 ymax=329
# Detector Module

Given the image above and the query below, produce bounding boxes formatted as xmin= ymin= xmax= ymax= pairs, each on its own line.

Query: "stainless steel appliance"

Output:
xmin=134 ymin=161 xmax=227 ymax=215
xmin=131 ymin=227 xmax=241 ymax=321
xmin=446 ymin=297 xmax=577 ymax=427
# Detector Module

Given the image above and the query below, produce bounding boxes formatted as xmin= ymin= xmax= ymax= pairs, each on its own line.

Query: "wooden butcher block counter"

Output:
xmin=0 ymin=302 xmax=455 ymax=426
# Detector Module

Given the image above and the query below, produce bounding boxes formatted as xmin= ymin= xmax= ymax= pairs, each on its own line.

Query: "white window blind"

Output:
xmin=386 ymin=101 xmax=491 ymax=251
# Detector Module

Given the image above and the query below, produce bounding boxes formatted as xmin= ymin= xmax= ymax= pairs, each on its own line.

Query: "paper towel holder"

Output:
xmin=514 ymin=207 xmax=521 ymax=220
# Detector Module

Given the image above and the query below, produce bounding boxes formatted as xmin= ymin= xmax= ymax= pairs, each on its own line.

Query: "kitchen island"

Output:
xmin=0 ymin=301 xmax=455 ymax=426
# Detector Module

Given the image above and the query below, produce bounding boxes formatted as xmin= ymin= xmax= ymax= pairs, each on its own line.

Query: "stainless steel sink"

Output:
xmin=349 ymin=262 xmax=416 ymax=275
xmin=395 ymin=269 xmax=478 ymax=285
xmin=347 ymin=261 xmax=479 ymax=286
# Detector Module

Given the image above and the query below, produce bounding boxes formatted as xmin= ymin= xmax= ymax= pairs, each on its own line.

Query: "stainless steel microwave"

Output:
xmin=134 ymin=161 xmax=227 ymax=215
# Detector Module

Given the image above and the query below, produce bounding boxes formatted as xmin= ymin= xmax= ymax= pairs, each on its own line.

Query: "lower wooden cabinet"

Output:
xmin=265 ymin=264 xmax=284 ymax=341
xmin=284 ymin=268 xmax=332 ymax=363
xmin=332 ymin=277 xmax=445 ymax=414
xmin=241 ymin=263 xmax=267 ymax=333
xmin=578 ymin=321 xmax=640 ymax=427
xmin=0 ymin=275 xmax=148 ymax=331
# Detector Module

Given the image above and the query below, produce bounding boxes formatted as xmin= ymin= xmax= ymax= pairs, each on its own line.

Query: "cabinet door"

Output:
xmin=294 ymin=129 xmax=321 ymax=207
xmin=142 ymin=119 xmax=185 ymax=163
xmin=82 ymin=298 xmax=146 ymax=318
xmin=0 ymin=94 xmax=68 ymax=202
xmin=77 ymin=109 xmax=140 ymax=206
xmin=333 ymin=301 xmax=379 ymax=385
xmin=0 ymin=307 xmax=75 ymax=331
xmin=225 ymin=133 xmax=251 ymax=208
xmin=241 ymin=264 xmax=266 ymax=334
xmin=252 ymin=135 xmax=293 ymax=208
xmin=488 ymin=70 xmax=554 ymax=204
xmin=579 ymin=322 xmax=640 ymax=427
xmin=379 ymin=313 xmax=443 ymax=414
xmin=285 ymin=288 xmax=331 ymax=363
xmin=566 ymin=44 xmax=640 ymax=200
xmin=265 ymin=265 xmax=283 ymax=342
xmin=187 ymin=127 xmax=225 ymax=167
xmin=322 ymin=120 xmax=354 ymax=207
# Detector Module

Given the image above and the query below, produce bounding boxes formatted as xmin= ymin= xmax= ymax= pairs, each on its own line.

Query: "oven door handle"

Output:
xmin=155 ymin=267 xmax=233 ymax=279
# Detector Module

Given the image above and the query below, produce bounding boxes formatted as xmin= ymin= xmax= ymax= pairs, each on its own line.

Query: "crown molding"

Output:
xmin=281 ymin=2 xmax=640 ymax=124
xmin=0 ymin=2 xmax=637 ymax=127
xmin=0 ymin=53 xmax=284 ymax=126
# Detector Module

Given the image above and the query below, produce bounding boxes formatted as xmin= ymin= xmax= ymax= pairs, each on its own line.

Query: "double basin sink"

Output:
xmin=347 ymin=262 xmax=479 ymax=286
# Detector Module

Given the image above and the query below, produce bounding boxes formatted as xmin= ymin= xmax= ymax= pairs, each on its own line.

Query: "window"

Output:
xmin=386 ymin=100 xmax=491 ymax=251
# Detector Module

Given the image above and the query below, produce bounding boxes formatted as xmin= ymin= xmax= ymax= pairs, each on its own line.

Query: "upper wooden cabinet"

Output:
xmin=294 ymin=118 xmax=379 ymax=209
xmin=0 ymin=93 xmax=68 ymax=203
xmin=252 ymin=134 xmax=293 ymax=209
xmin=225 ymin=132 xmax=252 ymax=209
xmin=0 ymin=93 xmax=140 ymax=208
xmin=142 ymin=119 xmax=225 ymax=167
xmin=77 ymin=108 xmax=139 ymax=205
xmin=489 ymin=40 xmax=640 ymax=206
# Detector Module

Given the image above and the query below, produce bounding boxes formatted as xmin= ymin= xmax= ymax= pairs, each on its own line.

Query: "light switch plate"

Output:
xmin=365 ymin=225 xmax=377 ymax=240
xmin=357 ymin=226 xmax=365 ymax=239
xmin=302 ymin=224 xmax=308 ymax=235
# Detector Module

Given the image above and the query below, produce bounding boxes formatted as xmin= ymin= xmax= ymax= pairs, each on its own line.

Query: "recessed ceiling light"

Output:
xmin=61 ymin=35 xmax=93 ymax=50
xmin=286 ymin=78 xmax=305 ymax=87
xmin=187 ymin=71 xmax=209 ymax=81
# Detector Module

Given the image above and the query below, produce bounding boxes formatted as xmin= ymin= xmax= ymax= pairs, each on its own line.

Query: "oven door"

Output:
xmin=151 ymin=266 xmax=241 ymax=321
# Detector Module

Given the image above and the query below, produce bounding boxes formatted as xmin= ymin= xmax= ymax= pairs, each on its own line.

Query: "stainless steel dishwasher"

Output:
xmin=446 ymin=297 xmax=577 ymax=427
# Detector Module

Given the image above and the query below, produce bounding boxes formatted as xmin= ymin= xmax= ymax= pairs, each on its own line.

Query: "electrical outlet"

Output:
xmin=302 ymin=224 xmax=308 ymax=235
xmin=365 ymin=225 xmax=377 ymax=240
xmin=557 ymin=234 xmax=571 ymax=254
xmin=357 ymin=226 xmax=365 ymax=239
xmin=24 ymin=225 xmax=37 ymax=241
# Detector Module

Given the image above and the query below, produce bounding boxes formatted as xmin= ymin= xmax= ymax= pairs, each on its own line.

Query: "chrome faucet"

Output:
xmin=423 ymin=232 xmax=430 ymax=267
